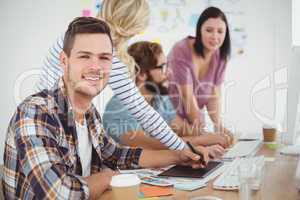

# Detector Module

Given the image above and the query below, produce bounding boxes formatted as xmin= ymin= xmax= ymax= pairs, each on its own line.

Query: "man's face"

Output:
xmin=145 ymin=53 xmax=169 ymax=95
xmin=61 ymin=33 xmax=113 ymax=99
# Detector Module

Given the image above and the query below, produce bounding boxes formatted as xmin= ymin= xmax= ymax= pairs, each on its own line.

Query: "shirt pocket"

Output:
xmin=57 ymin=136 xmax=77 ymax=172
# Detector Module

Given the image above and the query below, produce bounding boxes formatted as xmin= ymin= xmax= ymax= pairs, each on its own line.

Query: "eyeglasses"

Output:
xmin=153 ymin=63 xmax=167 ymax=73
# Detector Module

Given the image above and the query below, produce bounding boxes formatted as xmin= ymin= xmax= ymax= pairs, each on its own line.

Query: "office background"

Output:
xmin=0 ymin=0 xmax=294 ymax=163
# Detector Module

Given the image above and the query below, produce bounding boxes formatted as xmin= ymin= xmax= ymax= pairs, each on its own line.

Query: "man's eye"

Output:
xmin=99 ymin=56 xmax=111 ymax=61
xmin=79 ymin=55 xmax=89 ymax=59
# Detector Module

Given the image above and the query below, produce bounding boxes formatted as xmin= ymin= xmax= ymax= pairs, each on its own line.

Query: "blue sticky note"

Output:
xmin=189 ymin=14 xmax=199 ymax=27
xmin=174 ymin=181 xmax=206 ymax=191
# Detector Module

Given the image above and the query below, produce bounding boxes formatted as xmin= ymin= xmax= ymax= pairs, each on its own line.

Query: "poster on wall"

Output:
xmin=80 ymin=0 xmax=247 ymax=56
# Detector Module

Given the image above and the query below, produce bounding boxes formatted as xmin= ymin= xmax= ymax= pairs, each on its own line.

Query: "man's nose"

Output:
xmin=89 ymin=57 xmax=101 ymax=69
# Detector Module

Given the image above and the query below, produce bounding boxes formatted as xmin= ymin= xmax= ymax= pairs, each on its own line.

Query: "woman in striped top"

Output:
xmin=37 ymin=0 xmax=186 ymax=150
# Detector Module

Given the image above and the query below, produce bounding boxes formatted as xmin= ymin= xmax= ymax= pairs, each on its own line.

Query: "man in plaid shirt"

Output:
xmin=3 ymin=17 xmax=209 ymax=200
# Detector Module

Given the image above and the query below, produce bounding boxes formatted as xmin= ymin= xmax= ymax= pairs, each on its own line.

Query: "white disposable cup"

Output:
xmin=110 ymin=174 xmax=141 ymax=200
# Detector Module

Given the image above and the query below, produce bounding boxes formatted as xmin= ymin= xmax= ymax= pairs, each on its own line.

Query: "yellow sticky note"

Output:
xmin=265 ymin=157 xmax=275 ymax=162
xmin=265 ymin=143 xmax=279 ymax=150
xmin=160 ymin=10 xmax=168 ymax=21
xmin=150 ymin=38 xmax=161 ymax=44
xmin=139 ymin=197 xmax=159 ymax=200
xmin=138 ymin=31 xmax=146 ymax=36
xmin=80 ymin=0 xmax=92 ymax=7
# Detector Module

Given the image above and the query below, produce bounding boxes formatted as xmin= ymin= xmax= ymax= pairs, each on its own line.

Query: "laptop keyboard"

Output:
xmin=223 ymin=140 xmax=262 ymax=160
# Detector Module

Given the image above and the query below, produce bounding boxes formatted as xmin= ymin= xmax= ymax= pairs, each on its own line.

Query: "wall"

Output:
xmin=0 ymin=0 xmax=292 ymax=163
xmin=0 ymin=0 xmax=81 ymax=163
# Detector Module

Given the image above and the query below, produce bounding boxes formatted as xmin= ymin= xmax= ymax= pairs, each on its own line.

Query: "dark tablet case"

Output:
xmin=158 ymin=161 xmax=223 ymax=178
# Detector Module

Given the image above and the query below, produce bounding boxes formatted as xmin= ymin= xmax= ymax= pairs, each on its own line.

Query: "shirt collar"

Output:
xmin=54 ymin=78 xmax=104 ymax=146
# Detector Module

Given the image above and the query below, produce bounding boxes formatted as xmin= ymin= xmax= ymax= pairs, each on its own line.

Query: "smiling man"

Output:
xmin=3 ymin=17 xmax=209 ymax=200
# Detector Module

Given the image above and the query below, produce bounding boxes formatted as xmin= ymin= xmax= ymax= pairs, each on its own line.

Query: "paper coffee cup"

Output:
xmin=262 ymin=124 xmax=277 ymax=142
xmin=110 ymin=174 xmax=141 ymax=200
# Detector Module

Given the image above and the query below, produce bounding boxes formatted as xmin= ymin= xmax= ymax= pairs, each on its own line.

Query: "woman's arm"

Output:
xmin=108 ymin=56 xmax=186 ymax=150
xmin=177 ymin=83 xmax=205 ymax=133
xmin=36 ymin=35 xmax=64 ymax=91
xmin=170 ymin=115 xmax=229 ymax=147
xmin=206 ymin=86 xmax=221 ymax=129
xmin=138 ymin=146 xmax=209 ymax=169
xmin=206 ymin=86 xmax=233 ymax=145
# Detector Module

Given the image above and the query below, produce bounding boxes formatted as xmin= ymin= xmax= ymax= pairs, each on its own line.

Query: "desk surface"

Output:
xmin=99 ymin=145 xmax=300 ymax=200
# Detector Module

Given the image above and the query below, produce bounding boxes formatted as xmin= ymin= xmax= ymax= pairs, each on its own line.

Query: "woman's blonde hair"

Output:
xmin=97 ymin=0 xmax=150 ymax=76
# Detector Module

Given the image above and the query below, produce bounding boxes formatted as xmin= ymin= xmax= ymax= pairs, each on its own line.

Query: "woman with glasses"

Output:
xmin=37 ymin=0 xmax=187 ymax=150
xmin=167 ymin=7 xmax=234 ymax=148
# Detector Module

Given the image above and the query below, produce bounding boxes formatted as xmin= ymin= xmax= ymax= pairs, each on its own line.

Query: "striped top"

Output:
xmin=36 ymin=35 xmax=185 ymax=150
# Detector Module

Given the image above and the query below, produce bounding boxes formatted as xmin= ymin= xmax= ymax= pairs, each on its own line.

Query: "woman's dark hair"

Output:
xmin=194 ymin=6 xmax=231 ymax=60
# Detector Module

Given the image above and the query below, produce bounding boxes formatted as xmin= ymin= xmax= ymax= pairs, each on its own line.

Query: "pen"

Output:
xmin=114 ymin=165 xmax=120 ymax=173
xmin=186 ymin=141 xmax=207 ymax=166
xmin=238 ymin=138 xmax=259 ymax=141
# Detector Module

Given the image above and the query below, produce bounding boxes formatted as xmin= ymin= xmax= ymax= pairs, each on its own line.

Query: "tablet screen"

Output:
xmin=158 ymin=161 xmax=223 ymax=178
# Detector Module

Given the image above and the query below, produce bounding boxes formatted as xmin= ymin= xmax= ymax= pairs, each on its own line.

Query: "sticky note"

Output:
xmin=82 ymin=9 xmax=91 ymax=17
xmin=139 ymin=185 xmax=173 ymax=198
xmin=95 ymin=2 xmax=102 ymax=10
xmin=265 ymin=143 xmax=279 ymax=150
xmin=174 ymin=181 xmax=206 ymax=191
xmin=80 ymin=0 xmax=92 ymax=7
xmin=189 ymin=14 xmax=199 ymax=27
xmin=138 ymin=31 xmax=145 ymax=36
xmin=150 ymin=38 xmax=161 ymax=44
xmin=160 ymin=10 xmax=169 ymax=21
xmin=265 ymin=157 xmax=275 ymax=162
xmin=139 ymin=197 xmax=159 ymax=200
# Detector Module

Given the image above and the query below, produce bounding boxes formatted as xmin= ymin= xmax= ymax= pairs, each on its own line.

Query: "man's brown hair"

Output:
xmin=128 ymin=41 xmax=163 ymax=72
xmin=63 ymin=17 xmax=113 ymax=56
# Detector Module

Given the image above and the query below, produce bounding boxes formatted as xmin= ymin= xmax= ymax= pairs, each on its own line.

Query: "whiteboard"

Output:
xmin=0 ymin=0 xmax=293 ymax=163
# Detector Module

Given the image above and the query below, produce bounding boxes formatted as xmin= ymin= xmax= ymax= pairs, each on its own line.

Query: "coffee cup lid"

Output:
xmin=263 ymin=124 xmax=277 ymax=129
xmin=110 ymin=174 xmax=141 ymax=187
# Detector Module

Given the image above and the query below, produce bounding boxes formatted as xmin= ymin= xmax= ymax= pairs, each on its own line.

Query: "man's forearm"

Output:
xmin=138 ymin=150 xmax=180 ymax=168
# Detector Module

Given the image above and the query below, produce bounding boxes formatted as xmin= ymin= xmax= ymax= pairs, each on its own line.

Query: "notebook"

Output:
xmin=139 ymin=185 xmax=174 ymax=198
xmin=157 ymin=161 xmax=223 ymax=178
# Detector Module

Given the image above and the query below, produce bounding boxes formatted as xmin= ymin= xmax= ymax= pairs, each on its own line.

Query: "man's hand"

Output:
xmin=83 ymin=168 xmax=119 ymax=199
xmin=178 ymin=146 xmax=210 ymax=168
xmin=102 ymin=168 xmax=120 ymax=184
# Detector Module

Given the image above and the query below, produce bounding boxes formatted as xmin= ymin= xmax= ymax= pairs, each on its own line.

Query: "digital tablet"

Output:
xmin=158 ymin=161 xmax=223 ymax=178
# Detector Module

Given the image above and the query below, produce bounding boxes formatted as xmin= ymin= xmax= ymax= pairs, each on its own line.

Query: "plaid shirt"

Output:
xmin=3 ymin=79 xmax=142 ymax=200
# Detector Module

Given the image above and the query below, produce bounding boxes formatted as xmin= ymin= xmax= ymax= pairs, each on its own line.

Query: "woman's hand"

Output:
xmin=214 ymin=125 xmax=234 ymax=147
xmin=220 ymin=127 xmax=234 ymax=147
xmin=206 ymin=144 xmax=225 ymax=159
xmin=178 ymin=145 xmax=210 ymax=168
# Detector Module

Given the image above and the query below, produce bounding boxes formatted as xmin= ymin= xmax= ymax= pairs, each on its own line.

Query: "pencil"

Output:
xmin=186 ymin=141 xmax=207 ymax=166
